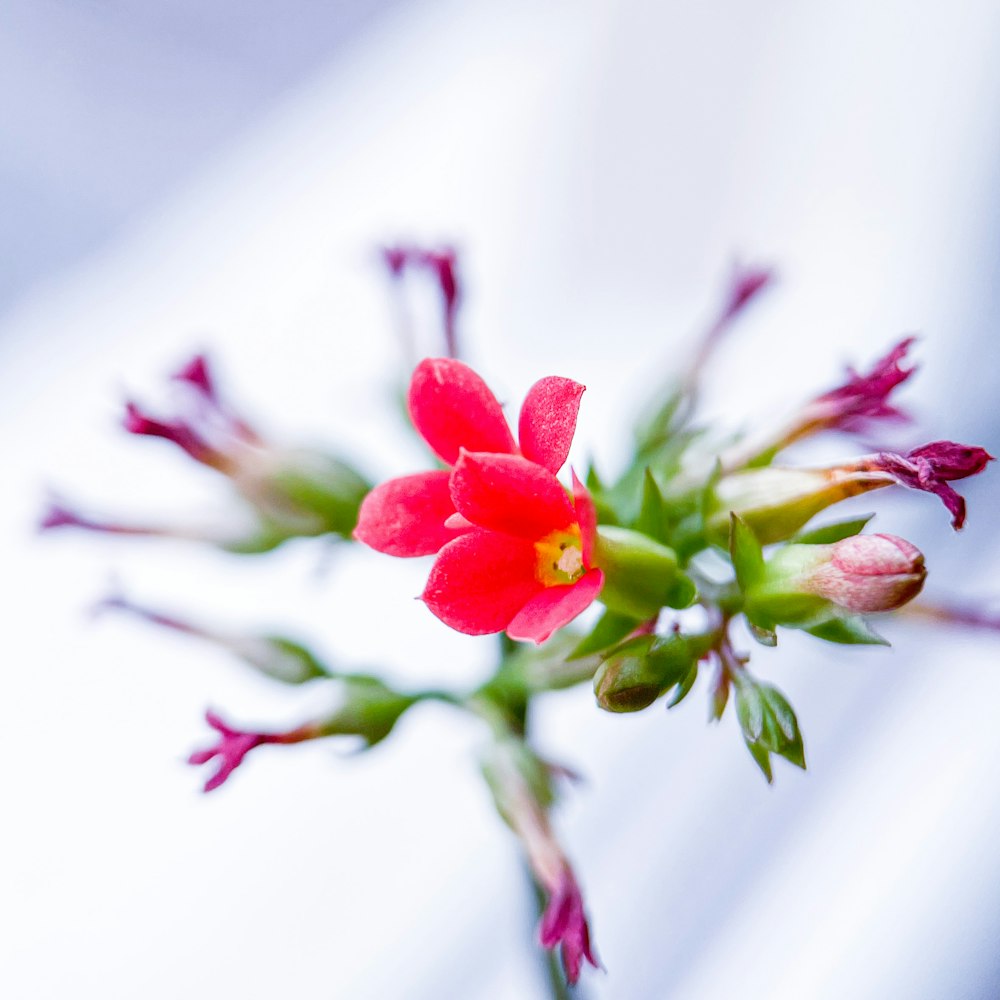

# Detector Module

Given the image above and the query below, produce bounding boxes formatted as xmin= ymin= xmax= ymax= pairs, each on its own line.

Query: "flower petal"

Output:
xmin=507 ymin=569 xmax=604 ymax=644
xmin=353 ymin=470 xmax=464 ymax=556
xmin=422 ymin=530 xmax=543 ymax=635
xmin=571 ymin=469 xmax=597 ymax=566
xmin=451 ymin=452 xmax=577 ymax=539
xmin=408 ymin=358 xmax=516 ymax=465
xmin=518 ymin=377 xmax=585 ymax=473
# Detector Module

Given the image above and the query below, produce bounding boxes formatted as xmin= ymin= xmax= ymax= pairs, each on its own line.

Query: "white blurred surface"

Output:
xmin=3 ymin=1 xmax=1000 ymax=998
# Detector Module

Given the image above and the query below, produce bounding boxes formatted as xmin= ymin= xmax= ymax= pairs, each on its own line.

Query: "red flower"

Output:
xmin=354 ymin=358 xmax=585 ymax=558
xmin=421 ymin=453 xmax=603 ymax=643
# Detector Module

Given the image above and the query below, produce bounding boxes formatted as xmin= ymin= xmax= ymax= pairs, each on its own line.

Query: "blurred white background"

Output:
xmin=3 ymin=1 xmax=1000 ymax=998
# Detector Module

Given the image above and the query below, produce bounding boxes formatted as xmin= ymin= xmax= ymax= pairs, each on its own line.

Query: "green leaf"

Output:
xmin=569 ymin=609 xmax=640 ymax=659
xmin=805 ymin=613 xmax=889 ymax=646
xmin=636 ymin=468 xmax=669 ymax=543
xmin=729 ymin=513 xmax=765 ymax=591
xmin=792 ymin=514 xmax=875 ymax=546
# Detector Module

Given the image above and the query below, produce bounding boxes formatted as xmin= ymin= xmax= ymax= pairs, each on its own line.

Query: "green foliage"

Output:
xmin=733 ymin=675 xmax=806 ymax=782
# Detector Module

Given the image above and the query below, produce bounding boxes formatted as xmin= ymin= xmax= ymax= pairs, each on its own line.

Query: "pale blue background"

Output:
xmin=3 ymin=2 xmax=1000 ymax=998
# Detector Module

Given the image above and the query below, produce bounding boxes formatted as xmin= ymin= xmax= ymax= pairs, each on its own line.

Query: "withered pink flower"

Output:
xmin=539 ymin=869 xmax=600 ymax=986
xmin=382 ymin=244 xmax=461 ymax=358
xmin=355 ymin=358 xmax=585 ymax=561
xmin=686 ymin=263 xmax=775 ymax=386
xmin=863 ymin=441 xmax=994 ymax=529
xmin=189 ymin=711 xmax=316 ymax=792
xmin=810 ymin=337 xmax=916 ymax=434
xmin=719 ymin=263 xmax=775 ymax=325
xmin=123 ymin=353 xmax=261 ymax=473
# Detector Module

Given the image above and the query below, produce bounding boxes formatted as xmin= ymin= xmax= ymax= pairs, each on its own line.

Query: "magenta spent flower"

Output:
xmin=355 ymin=358 xmax=585 ymax=559
xmin=861 ymin=440 xmax=994 ymax=529
xmin=189 ymin=711 xmax=315 ymax=792
xmin=123 ymin=354 xmax=260 ymax=472
xmin=720 ymin=263 xmax=775 ymax=324
xmin=539 ymin=869 xmax=600 ymax=986
xmin=39 ymin=498 xmax=163 ymax=537
xmin=684 ymin=262 xmax=774 ymax=390
xmin=811 ymin=337 xmax=917 ymax=433
xmin=382 ymin=244 xmax=461 ymax=358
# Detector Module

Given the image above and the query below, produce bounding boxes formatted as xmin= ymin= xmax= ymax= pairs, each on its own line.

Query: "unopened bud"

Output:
xmin=593 ymin=633 xmax=703 ymax=713
xmin=709 ymin=467 xmax=891 ymax=545
xmin=750 ymin=533 xmax=926 ymax=622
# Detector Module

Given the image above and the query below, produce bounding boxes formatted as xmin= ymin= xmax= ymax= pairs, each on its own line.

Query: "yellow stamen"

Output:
xmin=534 ymin=525 xmax=585 ymax=587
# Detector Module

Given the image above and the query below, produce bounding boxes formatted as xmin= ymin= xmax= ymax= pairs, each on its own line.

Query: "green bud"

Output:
xmin=594 ymin=526 xmax=695 ymax=618
xmin=594 ymin=633 xmax=704 ymax=713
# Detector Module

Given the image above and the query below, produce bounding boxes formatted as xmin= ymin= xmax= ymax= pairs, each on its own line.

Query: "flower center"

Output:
xmin=535 ymin=525 xmax=585 ymax=587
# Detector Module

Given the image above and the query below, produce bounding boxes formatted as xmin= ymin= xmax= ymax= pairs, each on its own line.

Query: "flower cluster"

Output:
xmin=44 ymin=250 xmax=996 ymax=990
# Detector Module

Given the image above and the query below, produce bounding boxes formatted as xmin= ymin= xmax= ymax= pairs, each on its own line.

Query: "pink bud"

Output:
xmin=804 ymin=533 xmax=926 ymax=613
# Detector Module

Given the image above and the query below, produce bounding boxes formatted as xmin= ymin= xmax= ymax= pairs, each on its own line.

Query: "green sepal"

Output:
xmin=666 ymin=660 xmax=699 ymax=708
xmin=254 ymin=636 xmax=333 ymax=683
xmin=570 ymin=609 xmax=640 ymax=660
xmin=268 ymin=452 xmax=372 ymax=538
xmin=594 ymin=526 xmax=684 ymax=618
xmin=636 ymin=468 xmax=670 ymax=544
xmin=746 ymin=620 xmax=777 ymax=647
xmin=792 ymin=514 xmax=875 ymax=546
xmin=804 ymin=612 xmax=889 ymax=646
xmin=322 ymin=675 xmax=418 ymax=749
xmin=746 ymin=740 xmax=774 ymax=782
xmin=729 ymin=513 xmax=765 ymax=592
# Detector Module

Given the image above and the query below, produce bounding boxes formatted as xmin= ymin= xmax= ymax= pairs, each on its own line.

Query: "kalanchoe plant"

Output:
xmin=44 ymin=246 xmax=996 ymax=991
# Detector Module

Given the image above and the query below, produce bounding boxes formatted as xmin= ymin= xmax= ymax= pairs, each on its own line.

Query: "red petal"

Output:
xmin=571 ymin=469 xmax=597 ymax=566
xmin=507 ymin=569 xmax=604 ymax=644
xmin=408 ymin=358 xmax=516 ymax=465
xmin=422 ymin=531 xmax=543 ymax=635
xmin=353 ymin=470 xmax=464 ymax=556
xmin=518 ymin=376 xmax=585 ymax=473
xmin=451 ymin=452 xmax=576 ymax=539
